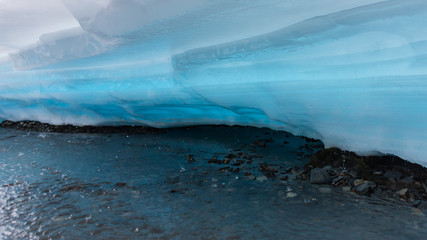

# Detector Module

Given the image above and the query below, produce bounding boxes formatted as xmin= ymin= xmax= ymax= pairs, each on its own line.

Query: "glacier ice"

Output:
xmin=0 ymin=0 xmax=426 ymax=166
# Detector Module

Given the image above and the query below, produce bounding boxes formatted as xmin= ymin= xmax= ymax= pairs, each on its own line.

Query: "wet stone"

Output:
xmin=354 ymin=181 xmax=376 ymax=196
xmin=286 ymin=192 xmax=297 ymax=198
xmin=310 ymin=167 xmax=331 ymax=184
xmin=412 ymin=200 xmax=421 ymax=208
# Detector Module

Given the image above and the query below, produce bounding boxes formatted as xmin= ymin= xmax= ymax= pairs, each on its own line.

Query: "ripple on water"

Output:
xmin=0 ymin=127 xmax=426 ymax=239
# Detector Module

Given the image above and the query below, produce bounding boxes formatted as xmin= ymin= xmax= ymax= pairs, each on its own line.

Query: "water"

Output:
xmin=0 ymin=126 xmax=425 ymax=239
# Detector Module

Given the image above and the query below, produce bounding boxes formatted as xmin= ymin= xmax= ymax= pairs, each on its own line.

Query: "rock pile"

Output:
xmin=305 ymin=148 xmax=427 ymax=207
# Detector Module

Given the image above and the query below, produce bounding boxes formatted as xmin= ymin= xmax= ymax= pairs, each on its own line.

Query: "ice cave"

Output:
xmin=1 ymin=0 xmax=426 ymax=165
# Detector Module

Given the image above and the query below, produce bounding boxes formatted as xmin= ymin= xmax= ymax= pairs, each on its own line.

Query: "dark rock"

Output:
xmin=208 ymin=157 xmax=222 ymax=164
xmin=418 ymin=201 xmax=427 ymax=209
xmin=258 ymin=163 xmax=278 ymax=177
xmin=1 ymin=120 xmax=160 ymax=134
xmin=265 ymin=166 xmax=278 ymax=173
xmin=322 ymin=165 xmax=333 ymax=174
xmin=288 ymin=174 xmax=299 ymax=181
xmin=349 ymin=171 xmax=358 ymax=178
xmin=400 ymin=175 xmax=414 ymax=183
xmin=373 ymin=187 xmax=383 ymax=195
xmin=412 ymin=200 xmax=422 ymax=208
xmin=384 ymin=170 xmax=402 ymax=182
xmin=332 ymin=176 xmax=344 ymax=185
xmin=354 ymin=181 xmax=376 ymax=196
xmin=219 ymin=166 xmax=230 ymax=172
xmin=310 ymin=167 xmax=331 ymax=184
xmin=114 ymin=182 xmax=127 ymax=187
xmin=187 ymin=154 xmax=195 ymax=163
xmin=169 ymin=188 xmax=187 ymax=194
xmin=284 ymin=166 xmax=293 ymax=173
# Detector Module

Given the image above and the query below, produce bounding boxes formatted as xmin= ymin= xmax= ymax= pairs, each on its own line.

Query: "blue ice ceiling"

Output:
xmin=0 ymin=0 xmax=426 ymax=166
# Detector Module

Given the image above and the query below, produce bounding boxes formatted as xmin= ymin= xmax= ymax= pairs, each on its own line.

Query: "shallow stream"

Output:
xmin=0 ymin=126 xmax=425 ymax=239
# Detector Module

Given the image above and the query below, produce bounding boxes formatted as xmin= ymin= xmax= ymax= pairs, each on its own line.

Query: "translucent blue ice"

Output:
xmin=0 ymin=0 xmax=426 ymax=165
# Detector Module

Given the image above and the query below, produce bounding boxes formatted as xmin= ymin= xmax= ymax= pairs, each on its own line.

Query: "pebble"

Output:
xmin=256 ymin=176 xmax=268 ymax=182
xmin=342 ymin=186 xmax=351 ymax=192
xmin=246 ymin=175 xmax=256 ymax=180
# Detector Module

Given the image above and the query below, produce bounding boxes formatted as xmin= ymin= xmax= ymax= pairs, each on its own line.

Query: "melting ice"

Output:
xmin=0 ymin=0 xmax=426 ymax=165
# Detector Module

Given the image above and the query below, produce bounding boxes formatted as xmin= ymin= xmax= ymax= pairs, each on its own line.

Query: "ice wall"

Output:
xmin=0 ymin=0 xmax=426 ymax=165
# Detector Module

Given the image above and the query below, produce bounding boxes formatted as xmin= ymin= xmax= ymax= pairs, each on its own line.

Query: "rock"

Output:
xmin=398 ymin=188 xmax=409 ymax=199
xmin=310 ymin=167 xmax=331 ymax=184
xmin=342 ymin=186 xmax=351 ymax=192
xmin=322 ymin=165 xmax=333 ymax=173
xmin=279 ymin=175 xmax=288 ymax=181
xmin=349 ymin=171 xmax=358 ymax=178
xmin=418 ymin=200 xmax=427 ymax=210
xmin=265 ymin=166 xmax=278 ymax=173
xmin=284 ymin=166 xmax=293 ymax=173
xmin=400 ymin=175 xmax=414 ymax=183
xmin=300 ymin=173 xmax=307 ymax=181
xmin=256 ymin=176 xmax=268 ymax=182
xmin=208 ymin=157 xmax=222 ymax=164
xmin=254 ymin=140 xmax=266 ymax=147
xmin=332 ymin=176 xmax=345 ymax=186
xmin=286 ymin=192 xmax=298 ymax=198
xmin=354 ymin=181 xmax=376 ymax=196
xmin=246 ymin=175 xmax=256 ymax=180
xmin=353 ymin=179 xmax=364 ymax=187
xmin=282 ymin=174 xmax=298 ymax=181
xmin=187 ymin=154 xmax=195 ymax=163
xmin=412 ymin=200 xmax=422 ymax=208
xmin=114 ymin=182 xmax=127 ymax=187
xmin=384 ymin=170 xmax=402 ymax=182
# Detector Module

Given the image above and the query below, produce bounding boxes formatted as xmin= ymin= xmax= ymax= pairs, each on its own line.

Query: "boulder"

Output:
xmin=310 ymin=167 xmax=331 ymax=184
